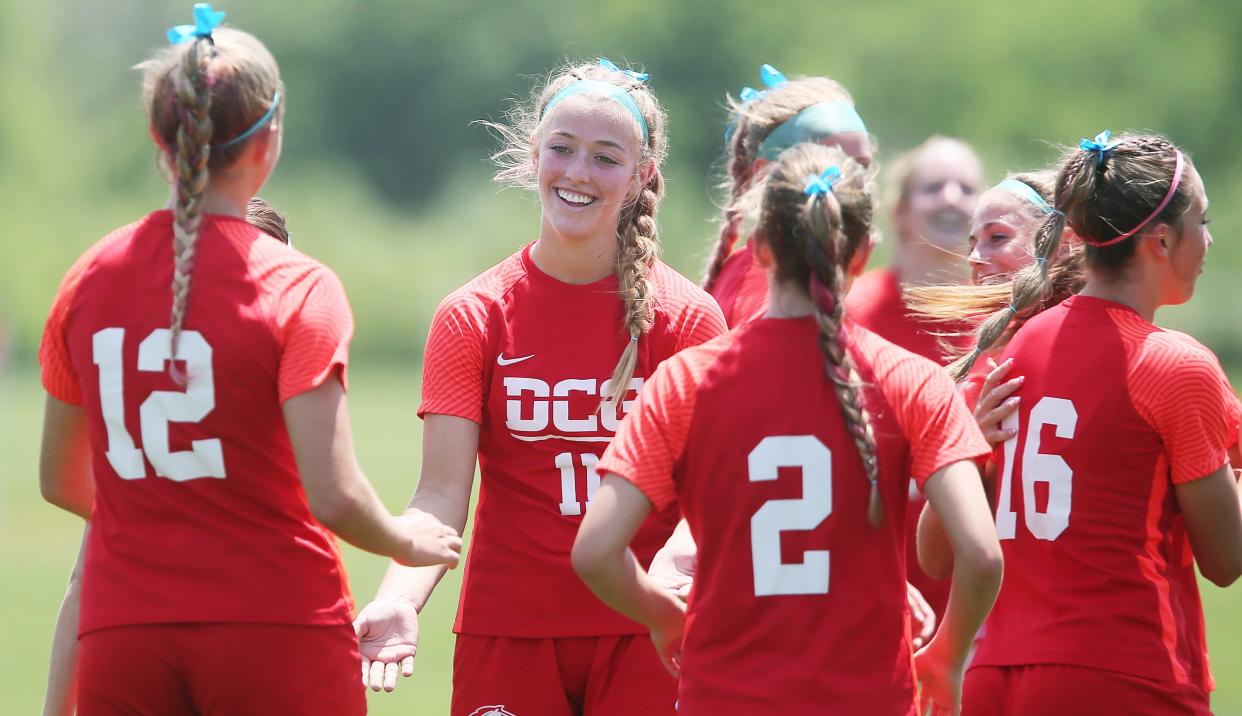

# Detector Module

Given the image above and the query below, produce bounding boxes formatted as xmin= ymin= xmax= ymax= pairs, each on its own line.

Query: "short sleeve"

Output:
xmin=597 ymin=353 xmax=703 ymax=511
xmin=674 ymin=297 xmax=728 ymax=353
xmin=1131 ymin=342 xmax=1241 ymax=485
xmin=278 ymin=268 xmax=354 ymax=402
xmin=418 ymin=291 xmax=489 ymax=423
xmin=39 ymin=256 xmax=97 ymax=405
xmin=878 ymin=352 xmax=990 ymax=488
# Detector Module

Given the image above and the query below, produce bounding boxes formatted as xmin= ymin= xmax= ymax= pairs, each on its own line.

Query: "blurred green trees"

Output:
xmin=4 ymin=0 xmax=1241 ymax=367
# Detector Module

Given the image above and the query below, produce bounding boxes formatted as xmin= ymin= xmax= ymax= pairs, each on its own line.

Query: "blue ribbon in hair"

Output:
xmin=597 ymin=57 xmax=649 ymax=83
xmin=725 ymin=64 xmax=790 ymax=140
xmin=1079 ymin=130 xmax=1121 ymax=167
xmin=804 ymin=166 xmax=842 ymax=196
xmin=167 ymin=3 xmax=226 ymax=44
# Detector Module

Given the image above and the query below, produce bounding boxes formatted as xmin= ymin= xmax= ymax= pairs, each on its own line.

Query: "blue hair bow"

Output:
xmin=725 ymin=63 xmax=790 ymax=140
xmin=598 ymin=57 xmax=649 ymax=83
xmin=760 ymin=64 xmax=788 ymax=88
xmin=804 ymin=166 xmax=842 ymax=196
xmin=1079 ymin=129 xmax=1121 ymax=167
xmin=737 ymin=64 xmax=788 ymax=104
xmin=167 ymin=3 xmax=225 ymax=44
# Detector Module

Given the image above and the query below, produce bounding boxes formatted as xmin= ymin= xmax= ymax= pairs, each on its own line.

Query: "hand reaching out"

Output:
xmin=354 ymin=599 xmax=421 ymax=692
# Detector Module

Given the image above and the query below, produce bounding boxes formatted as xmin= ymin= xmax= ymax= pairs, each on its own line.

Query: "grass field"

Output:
xmin=2 ymin=365 xmax=1239 ymax=714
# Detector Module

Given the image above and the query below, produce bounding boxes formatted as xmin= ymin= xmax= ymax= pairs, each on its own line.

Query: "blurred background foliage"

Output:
xmin=4 ymin=0 xmax=1242 ymax=370
xmin=3 ymin=0 xmax=1242 ymax=712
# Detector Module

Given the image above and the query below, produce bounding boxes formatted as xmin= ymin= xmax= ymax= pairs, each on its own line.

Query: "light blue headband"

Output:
xmin=544 ymin=59 xmax=649 ymax=145
xmin=214 ymin=91 xmax=282 ymax=149
xmin=759 ymin=101 xmax=868 ymax=160
xmin=994 ymin=178 xmax=1052 ymax=215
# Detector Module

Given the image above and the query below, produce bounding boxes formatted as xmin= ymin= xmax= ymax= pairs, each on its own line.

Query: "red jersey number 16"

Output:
xmin=996 ymin=396 xmax=1077 ymax=541
xmin=92 ymin=327 xmax=225 ymax=483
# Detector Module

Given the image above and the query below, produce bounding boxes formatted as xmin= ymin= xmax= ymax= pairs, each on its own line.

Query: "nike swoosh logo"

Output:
xmin=497 ymin=353 xmax=535 ymax=366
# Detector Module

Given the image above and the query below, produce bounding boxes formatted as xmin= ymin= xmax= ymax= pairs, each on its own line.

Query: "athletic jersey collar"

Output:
xmin=520 ymin=241 xmax=620 ymax=293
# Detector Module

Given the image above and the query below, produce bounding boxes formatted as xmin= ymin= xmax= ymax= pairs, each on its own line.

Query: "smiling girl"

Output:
xmin=352 ymin=59 xmax=725 ymax=715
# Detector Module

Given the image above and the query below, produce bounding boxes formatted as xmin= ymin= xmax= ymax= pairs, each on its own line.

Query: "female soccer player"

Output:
xmin=940 ymin=131 xmax=1242 ymax=715
xmin=907 ymin=171 xmax=1081 ymax=447
xmin=352 ymin=59 xmax=726 ymax=715
xmin=40 ymin=197 xmax=300 ymax=716
xmin=37 ymin=7 xmax=460 ymax=714
xmin=702 ymin=64 xmax=873 ymax=328
xmin=572 ymin=143 xmax=1002 ymax=715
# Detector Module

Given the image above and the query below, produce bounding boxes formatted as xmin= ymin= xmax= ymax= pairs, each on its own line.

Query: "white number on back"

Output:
xmin=92 ymin=327 xmax=225 ymax=482
xmin=996 ymin=396 xmax=1076 ymax=541
xmin=749 ymin=435 xmax=832 ymax=597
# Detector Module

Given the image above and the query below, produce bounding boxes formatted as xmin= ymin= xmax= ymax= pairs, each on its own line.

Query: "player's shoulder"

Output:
xmin=1131 ymin=324 xmax=1226 ymax=384
xmin=431 ymin=248 xmax=527 ymax=323
xmin=54 ymin=212 xmax=165 ymax=298
xmin=649 ymin=259 xmax=721 ymax=314
xmin=648 ymin=329 xmax=736 ymax=396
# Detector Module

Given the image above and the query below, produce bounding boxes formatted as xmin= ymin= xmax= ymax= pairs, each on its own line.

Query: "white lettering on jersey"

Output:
xmin=504 ymin=376 xmax=643 ymax=441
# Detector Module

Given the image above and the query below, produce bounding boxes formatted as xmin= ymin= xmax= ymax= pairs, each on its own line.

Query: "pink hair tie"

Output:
xmin=1086 ymin=150 xmax=1184 ymax=247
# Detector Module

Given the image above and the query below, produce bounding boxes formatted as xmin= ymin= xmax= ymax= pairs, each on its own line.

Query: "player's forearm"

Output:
xmin=312 ymin=472 xmax=411 ymax=559
xmin=574 ymin=546 xmax=681 ymax=630
xmin=373 ymin=480 xmax=471 ymax=610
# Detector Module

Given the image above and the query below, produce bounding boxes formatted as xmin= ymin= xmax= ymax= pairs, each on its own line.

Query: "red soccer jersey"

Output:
xmin=419 ymin=244 xmax=726 ymax=637
xmin=847 ymin=267 xmax=977 ymax=618
xmin=708 ymin=241 xmax=769 ymax=328
xmin=970 ymin=295 xmax=1241 ymax=695
xmin=39 ymin=210 xmax=355 ymax=635
xmin=597 ymin=318 xmax=989 ymax=715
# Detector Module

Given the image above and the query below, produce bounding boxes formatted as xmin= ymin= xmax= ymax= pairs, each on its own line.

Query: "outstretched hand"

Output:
xmin=354 ymin=599 xmax=421 ymax=692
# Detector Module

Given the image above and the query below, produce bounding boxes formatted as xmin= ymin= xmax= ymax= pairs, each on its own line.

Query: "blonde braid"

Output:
xmin=804 ymin=192 xmax=883 ymax=527
xmin=168 ymin=38 xmax=215 ymax=372
xmin=946 ymin=152 xmax=1089 ymax=381
xmin=602 ymin=169 xmax=662 ymax=414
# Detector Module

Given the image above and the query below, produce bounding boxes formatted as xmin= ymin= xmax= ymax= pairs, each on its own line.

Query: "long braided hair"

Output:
xmin=758 ymin=144 xmax=884 ymax=526
xmin=139 ymin=27 xmax=283 ymax=372
xmin=702 ymin=77 xmax=859 ymax=293
xmin=483 ymin=59 xmax=668 ymax=414
xmin=945 ymin=133 xmax=1194 ymax=381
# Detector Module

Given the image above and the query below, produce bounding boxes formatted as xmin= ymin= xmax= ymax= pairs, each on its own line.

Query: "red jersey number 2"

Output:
xmin=92 ymin=327 xmax=225 ymax=482
xmin=750 ymin=435 xmax=832 ymax=597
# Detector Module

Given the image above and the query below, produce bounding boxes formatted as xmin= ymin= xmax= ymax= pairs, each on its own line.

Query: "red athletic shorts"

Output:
xmin=77 ymin=623 xmax=365 ymax=716
xmin=962 ymin=664 xmax=1211 ymax=716
xmin=452 ymin=633 xmax=677 ymax=716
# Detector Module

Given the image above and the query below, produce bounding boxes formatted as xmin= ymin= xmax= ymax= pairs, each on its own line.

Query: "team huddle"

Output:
xmin=34 ymin=4 xmax=1242 ymax=716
